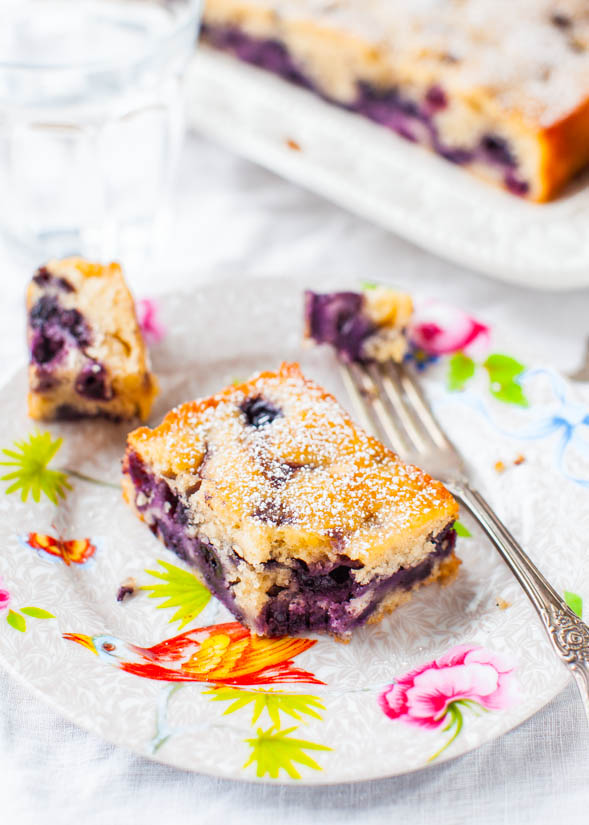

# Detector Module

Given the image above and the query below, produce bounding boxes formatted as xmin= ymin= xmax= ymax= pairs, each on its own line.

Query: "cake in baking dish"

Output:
xmin=27 ymin=258 xmax=158 ymax=421
xmin=122 ymin=362 xmax=459 ymax=638
xmin=201 ymin=0 xmax=589 ymax=201
xmin=304 ymin=286 xmax=413 ymax=363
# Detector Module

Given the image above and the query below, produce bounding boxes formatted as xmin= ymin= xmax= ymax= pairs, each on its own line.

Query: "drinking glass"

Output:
xmin=0 ymin=0 xmax=201 ymax=275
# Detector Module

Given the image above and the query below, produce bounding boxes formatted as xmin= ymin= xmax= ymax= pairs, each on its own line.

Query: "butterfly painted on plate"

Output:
xmin=21 ymin=532 xmax=98 ymax=566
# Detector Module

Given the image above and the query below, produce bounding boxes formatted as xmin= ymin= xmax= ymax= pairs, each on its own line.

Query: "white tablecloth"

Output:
xmin=1 ymin=132 xmax=589 ymax=824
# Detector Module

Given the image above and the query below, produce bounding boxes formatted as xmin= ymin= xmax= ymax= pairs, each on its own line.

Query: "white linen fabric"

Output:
xmin=1 ymin=132 xmax=588 ymax=824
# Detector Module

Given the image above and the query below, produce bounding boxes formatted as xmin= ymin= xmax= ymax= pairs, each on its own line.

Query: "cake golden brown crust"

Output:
xmin=123 ymin=362 xmax=459 ymax=638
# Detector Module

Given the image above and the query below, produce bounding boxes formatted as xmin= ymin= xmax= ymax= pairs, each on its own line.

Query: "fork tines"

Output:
xmin=339 ymin=360 xmax=457 ymax=468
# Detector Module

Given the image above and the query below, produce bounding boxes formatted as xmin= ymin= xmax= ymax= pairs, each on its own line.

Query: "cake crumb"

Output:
xmin=495 ymin=454 xmax=525 ymax=473
xmin=495 ymin=597 xmax=511 ymax=610
xmin=117 ymin=577 xmax=137 ymax=602
xmin=286 ymin=138 xmax=301 ymax=151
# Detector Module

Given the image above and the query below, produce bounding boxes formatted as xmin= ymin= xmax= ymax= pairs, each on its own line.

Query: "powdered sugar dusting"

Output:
xmin=128 ymin=363 xmax=457 ymax=564
xmin=236 ymin=0 xmax=589 ymax=125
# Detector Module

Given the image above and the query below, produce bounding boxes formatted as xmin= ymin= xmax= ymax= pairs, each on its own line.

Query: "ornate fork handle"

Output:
xmin=450 ymin=482 xmax=589 ymax=721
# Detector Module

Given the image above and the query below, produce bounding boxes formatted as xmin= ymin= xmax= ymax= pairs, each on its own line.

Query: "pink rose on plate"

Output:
xmin=408 ymin=301 xmax=490 ymax=356
xmin=137 ymin=298 xmax=166 ymax=345
xmin=379 ymin=644 xmax=519 ymax=760
xmin=0 ymin=577 xmax=11 ymax=612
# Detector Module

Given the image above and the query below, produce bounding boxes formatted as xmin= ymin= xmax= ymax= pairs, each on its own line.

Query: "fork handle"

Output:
xmin=454 ymin=483 xmax=589 ymax=721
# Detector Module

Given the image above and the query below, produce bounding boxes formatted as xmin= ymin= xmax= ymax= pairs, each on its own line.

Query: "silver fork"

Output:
xmin=340 ymin=358 xmax=589 ymax=721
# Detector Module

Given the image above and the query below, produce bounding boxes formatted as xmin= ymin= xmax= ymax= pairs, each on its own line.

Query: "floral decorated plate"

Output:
xmin=0 ymin=276 xmax=588 ymax=784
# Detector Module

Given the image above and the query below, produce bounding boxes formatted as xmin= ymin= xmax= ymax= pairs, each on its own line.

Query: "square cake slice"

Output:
xmin=304 ymin=287 xmax=413 ymax=363
xmin=122 ymin=362 xmax=459 ymax=638
xmin=27 ymin=257 xmax=158 ymax=421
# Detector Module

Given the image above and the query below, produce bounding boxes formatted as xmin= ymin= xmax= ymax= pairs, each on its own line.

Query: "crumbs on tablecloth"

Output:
xmin=117 ymin=577 xmax=137 ymax=602
xmin=495 ymin=597 xmax=511 ymax=610
xmin=286 ymin=138 xmax=302 ymax=151
xmin=494 ymin=454 xmax=526 ymax=473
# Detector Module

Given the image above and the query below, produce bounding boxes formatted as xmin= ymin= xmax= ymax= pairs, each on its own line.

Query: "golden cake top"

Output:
xmin=127 ymin=363 xmax=458 ymax=567
xmin=205 ymin=0 xmax=589 ymax=126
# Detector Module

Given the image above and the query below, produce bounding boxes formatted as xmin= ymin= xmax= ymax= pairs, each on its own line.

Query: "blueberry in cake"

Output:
xmin=201 ymin=0 xmax=589 ymax=200
xmin=122 ymin=362 xmax=459 ymax=638
xmin=27 ymin=258 xmax=158 ymax=421
xmin=305 ymin=286 xmax=413 ymax=363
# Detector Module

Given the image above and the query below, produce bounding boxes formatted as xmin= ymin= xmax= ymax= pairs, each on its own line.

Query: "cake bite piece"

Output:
xmin=304 ymin=287 xmax=413 ymax=363
xmin=27 ymin=258 xmax=158 ymax=421
xmin=123 ymin=362 xmax=459 ymax=639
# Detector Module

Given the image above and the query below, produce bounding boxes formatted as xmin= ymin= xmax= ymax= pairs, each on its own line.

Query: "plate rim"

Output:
xmin=0 ymin=642 xmax=571 ymax=786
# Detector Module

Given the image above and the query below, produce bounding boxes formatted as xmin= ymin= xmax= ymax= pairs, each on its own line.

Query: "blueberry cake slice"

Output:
xmin=305 ymin=287 xmax=413 ymax=363
xmin=27 ymin=258 xmax=158 ymax=421
xmin=122 ymin=362 xmax=459 ymax=638
xmin=201 ymin=0 xmax=589 ymax=200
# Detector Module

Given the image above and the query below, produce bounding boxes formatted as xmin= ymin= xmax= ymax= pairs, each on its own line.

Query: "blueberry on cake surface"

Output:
xmin=304 ymin=287 xmax=413 ymax=363
xmin=27 ymin=258 xmax=158 ymax=422
xmin=201 ymin=0 xmax=589 ymax=200
xmin=122 ymin=362 xmax=459 ymax=639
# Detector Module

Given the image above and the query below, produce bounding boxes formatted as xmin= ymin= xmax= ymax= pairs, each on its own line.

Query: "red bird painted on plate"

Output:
xmin=24 ymin=532 xmax=97 ymax=566
xmin=63 ymin=622 xmax=325 ymax=687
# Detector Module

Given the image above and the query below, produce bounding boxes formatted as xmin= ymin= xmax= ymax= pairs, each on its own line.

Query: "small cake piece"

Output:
xmin=304 ymin=287 xmax=413 ymax=363
xmin=123 ymin=362 xmax=459 ymax=639
xmin=27 ymin=258 xmax=158 ymax=421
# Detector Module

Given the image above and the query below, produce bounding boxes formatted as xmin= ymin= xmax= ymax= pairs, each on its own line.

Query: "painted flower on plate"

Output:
xmin=408 ymin=302 xmax=490 ymax=356
xmin=379 ymin=644 xmax=519 ymax=759
xmin=137 ymin=298 xmax=166 ymax=344
xmin=0 ymin=576 xmax=11 ymax=612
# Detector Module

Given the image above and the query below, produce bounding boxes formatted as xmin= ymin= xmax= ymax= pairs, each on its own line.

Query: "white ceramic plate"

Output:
xmin=1 ymin=276 xmax=588 ymax=784
xmin=187 ymin=49 xmax=589 ymax=291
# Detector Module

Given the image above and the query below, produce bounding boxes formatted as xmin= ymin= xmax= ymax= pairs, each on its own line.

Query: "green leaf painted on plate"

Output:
xmin=0 ymin=431 xmax=71 ymax=504
xmin=447 ymin=352 xmax=475 ymax=392
xmin=141 ymin=560 xmax=211 ymax=630
xmin=489 ymin=382 xmax=528 ymax=406
xmin=6 ymin=609 xmax=26 ymax=632
xmin=243 ymin=725 xmax=331 ymax=779
xmin=483 ymin=354 xmax=528 ymax=407
xmin=483 ymin=354 xmax=526 ymax=383
xmin=454 ymin=521 xmax=472 ymax=538
xmin=20 ymin=606 xmax=55 ymax=619
xmin=564 ymin=591 xmax=583 ymax=618
xmin=204 ymin=687 xmax=325 ymax=727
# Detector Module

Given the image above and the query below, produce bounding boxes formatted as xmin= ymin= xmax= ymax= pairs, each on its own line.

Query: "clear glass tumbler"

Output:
xmin=0 ymin=0 xmax=201 ymax=274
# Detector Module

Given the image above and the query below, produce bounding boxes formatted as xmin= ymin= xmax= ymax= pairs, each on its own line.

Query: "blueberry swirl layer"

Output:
xmin=124 ymin=450 xmax=457 ymax=637
xmin=201 ymin=23 xmax=530 ymax=197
